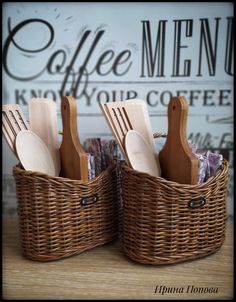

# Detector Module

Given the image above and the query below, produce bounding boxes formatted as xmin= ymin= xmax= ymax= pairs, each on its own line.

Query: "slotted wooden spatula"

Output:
xmin=2 ymin=104 xmax=30 ymax=157
xmin=159 ymin=96 xmax=199 ymax=184
xmin=60 ymin=96 xmax=88 ymax=181
xmin=100 ymin=101 xmax=131 ymax=160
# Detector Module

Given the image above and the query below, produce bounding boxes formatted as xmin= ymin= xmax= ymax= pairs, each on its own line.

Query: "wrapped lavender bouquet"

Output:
xmin=188 ymin=141 xmax=223 ymax=184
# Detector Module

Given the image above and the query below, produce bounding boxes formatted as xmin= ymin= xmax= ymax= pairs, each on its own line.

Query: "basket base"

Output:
xmin=21 ymin=236 xmax=118 ymax=262
xmin=122 ymin=242 xmax=225 ymax=265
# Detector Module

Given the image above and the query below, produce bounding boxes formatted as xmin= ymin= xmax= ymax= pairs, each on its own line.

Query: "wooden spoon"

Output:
xmin=159 ymin=96 xmax=199 ymax=184
xmin=125 ymin=130 xmax=159 ymax=177
xmin=15 ymin=130 xmax=56 ymax=176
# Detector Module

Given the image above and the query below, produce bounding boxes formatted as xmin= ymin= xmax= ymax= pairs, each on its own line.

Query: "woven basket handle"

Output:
xmin=153 ymin=132 xmax=167 ymax=139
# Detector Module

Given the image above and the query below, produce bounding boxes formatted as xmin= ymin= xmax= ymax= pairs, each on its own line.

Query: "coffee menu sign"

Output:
xmin=2 ymin=2 xmax=234 ymax=216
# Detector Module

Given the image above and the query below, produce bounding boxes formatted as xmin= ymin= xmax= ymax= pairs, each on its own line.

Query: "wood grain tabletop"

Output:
xmin=2 ymin=218 xmax=233 ymax=300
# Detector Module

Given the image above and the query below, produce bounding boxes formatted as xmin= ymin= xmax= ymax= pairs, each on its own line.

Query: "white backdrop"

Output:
xmin=2 ymin=2 xmax=234 ymax=216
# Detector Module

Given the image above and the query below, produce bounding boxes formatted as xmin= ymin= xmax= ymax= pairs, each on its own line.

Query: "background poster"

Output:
xmin=2 ymin=2 xmax=234 ymax=217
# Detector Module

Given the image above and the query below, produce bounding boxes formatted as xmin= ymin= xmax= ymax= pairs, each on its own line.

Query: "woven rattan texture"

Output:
xmin=120 ymin=159 xmax=228 ymax=265
xmin=13 ymin=164 xmax=119 ymax=261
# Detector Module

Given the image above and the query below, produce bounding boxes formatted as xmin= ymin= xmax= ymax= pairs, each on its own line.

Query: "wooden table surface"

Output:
xmin=3 ymin=218 xmax=233 ymax=300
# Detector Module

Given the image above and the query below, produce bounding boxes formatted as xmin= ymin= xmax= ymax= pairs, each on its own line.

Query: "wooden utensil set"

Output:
xmin=2 ymin=96 xmax=199 ymax=184
xmin=2 ymin=96 xmax=88 ymax=180
xmin=100 ymin=96 xmax=199 ymax=185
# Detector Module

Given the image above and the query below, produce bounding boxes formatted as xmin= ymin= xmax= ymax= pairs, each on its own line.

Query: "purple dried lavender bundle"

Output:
xmin=188 ymin=141 xmax=223 ymax=183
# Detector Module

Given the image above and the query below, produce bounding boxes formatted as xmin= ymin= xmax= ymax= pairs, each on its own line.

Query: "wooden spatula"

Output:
xmin=159 ymin=96 xmax=199 ymax=184
xmin=124 ymin=99 xmax=155 ymax=150
xmin=124 ymin=99 xmax=161 ymax=175
xmin=28 ymin=98 xmax=61 ymax=176
xmin=99 ymin=102 xmax=131 ymax=161
xmin=2 ymin=104 xmax=30 ymax=157
xmin=60 ymin=96 xmax=88 ymax=181
xmin=125 ymin=130 xmax=159 ymax=177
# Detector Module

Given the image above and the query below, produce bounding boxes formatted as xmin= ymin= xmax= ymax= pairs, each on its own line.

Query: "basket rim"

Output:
xmin=13 ymin=162 xmax=116 ymax=186
xmin=121 ymin=159 xmax=228 ymax=189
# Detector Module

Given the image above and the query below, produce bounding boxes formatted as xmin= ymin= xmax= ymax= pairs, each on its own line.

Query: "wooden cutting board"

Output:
xmin=28 ymin=98 xmax=61 ymax=176
xmin=159 ymin=96 xmax=199 ymax=184
xmin=59 ymin=96 xmax=88 ymax=181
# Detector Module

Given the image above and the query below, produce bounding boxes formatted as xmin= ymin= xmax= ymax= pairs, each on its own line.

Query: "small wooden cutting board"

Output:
xmin=159 ymin=96 xmax=199 ymax=184
xmin=59 ymin=96 xmax=88 ymax=181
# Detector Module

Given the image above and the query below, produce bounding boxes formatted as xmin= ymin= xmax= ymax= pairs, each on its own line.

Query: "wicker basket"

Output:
xmin=13 ymin=164 xmax=119 ymax=261
xmin=120 ymin=133 xmax=229 ymax=265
